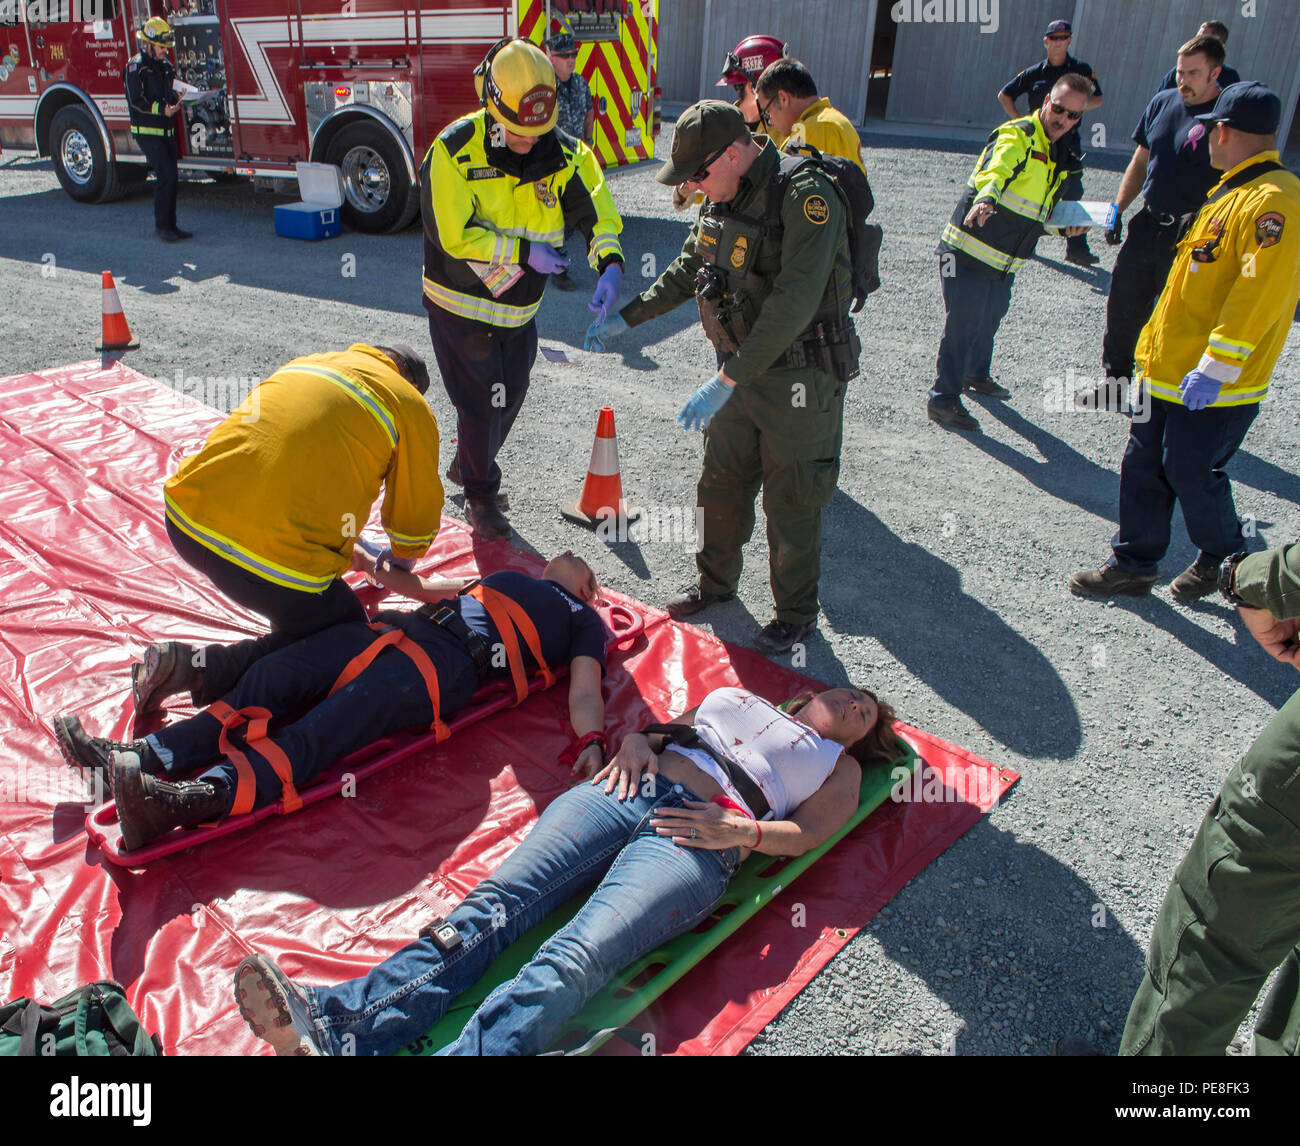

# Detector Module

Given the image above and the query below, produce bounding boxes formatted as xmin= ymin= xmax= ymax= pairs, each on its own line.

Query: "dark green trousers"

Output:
xmin=696 ymin=365 xmax=844 ymax=624
xmin=1121 ymin=686 xmax=1300 ymax=1055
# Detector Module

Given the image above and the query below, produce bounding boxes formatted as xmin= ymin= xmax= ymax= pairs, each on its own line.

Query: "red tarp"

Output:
xmin=0 ymin=362 xmax=1017 ymax=1055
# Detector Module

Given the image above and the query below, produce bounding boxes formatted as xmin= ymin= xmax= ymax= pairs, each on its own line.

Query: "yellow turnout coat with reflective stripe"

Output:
xmin=1137 ymin=151 xmax=1300 ymax=408
xmin=164 ymin=345 xmax=443 ymax=591
xmin=420 ymin=110 xmax=623 ymax=329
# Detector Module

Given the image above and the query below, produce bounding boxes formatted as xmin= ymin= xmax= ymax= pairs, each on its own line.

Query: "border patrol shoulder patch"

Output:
xmin=803 ymin=194 xmax=830 ymax=225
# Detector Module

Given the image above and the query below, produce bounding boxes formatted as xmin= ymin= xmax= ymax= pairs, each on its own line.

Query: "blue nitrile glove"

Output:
xmin=589 ymin=264 xmax=623 ymax=314
xmin=527 ymin=244 xmax=570 ymax=276
xmin=677 ymin=374 xmax=734 ymax=432
xmin=375 ymin=546 xmax=414 ymax=572
xmin=1104 ymin=203 xmax=1123 ymax=246
xmin=1179 ymin=369 xmax=1223 ymax=411
xmin=584 ymin=311 xmax=628 ymax=352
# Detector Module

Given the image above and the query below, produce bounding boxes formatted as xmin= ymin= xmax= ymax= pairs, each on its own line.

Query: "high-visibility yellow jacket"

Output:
xmin=164 ymin=345 xmax=443 ymax=592
xmin=420 ymin=111 xmax=623 ymax=329
xmin=1138 ymin=151 xmax=1300 ymax=408
xmin=939 ymin=111 xmax=1070 ymax=276
xmin=777 ymin=98 xmax=866 ymax=173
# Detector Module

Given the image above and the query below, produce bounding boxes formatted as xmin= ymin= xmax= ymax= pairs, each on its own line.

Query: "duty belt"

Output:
xmin=417 ymin=602 xmax=491 ymax=677
xmin=1144 ymin=206 xmax=1194 ymax=229
xmin=774 ymin=321 xmax=856 ymax=373
xmin=641 ymin=722 xmax=773 ymax=821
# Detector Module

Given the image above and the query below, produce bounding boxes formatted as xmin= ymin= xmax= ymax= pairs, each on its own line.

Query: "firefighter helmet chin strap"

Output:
xmin=473 ymin=36 xmax=513 ymax=106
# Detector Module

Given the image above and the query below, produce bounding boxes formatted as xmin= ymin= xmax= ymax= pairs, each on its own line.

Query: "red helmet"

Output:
xmin=716 ymin=34 xmax=788 ymax=88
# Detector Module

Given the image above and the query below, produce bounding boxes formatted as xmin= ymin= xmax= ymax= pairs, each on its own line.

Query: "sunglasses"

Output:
xmin=1049 ymin=100 xmax=1084 ymax=121
xmin=688 ymin=143 xmax=731 ymax=182
xmin=1047 ymin=33 xmax=1071 ymax=41
xmin=554 ymin=51 xmax=578 ymax=59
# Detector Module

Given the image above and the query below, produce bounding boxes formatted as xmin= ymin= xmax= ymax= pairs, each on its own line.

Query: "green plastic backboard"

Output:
xmin=400 ymin=741 xmax=919 ymax=1056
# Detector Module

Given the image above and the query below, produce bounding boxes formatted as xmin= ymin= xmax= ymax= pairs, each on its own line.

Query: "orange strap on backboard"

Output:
xmin=466 ymin=584 xmax=555 ymax=704
xmin=329 ymin=622 xmax=448 ymax=738
xmin=206 ymin=699 xmax=301 ymax=815
xmin=329 ymin=623 xmax=403 ymax=696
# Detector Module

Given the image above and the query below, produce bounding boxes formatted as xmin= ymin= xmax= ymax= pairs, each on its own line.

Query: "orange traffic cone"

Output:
xmin=95 ymin=271 xmax=139 ymax=353
xmin=562 ymin=406 xmax=641 ymax=531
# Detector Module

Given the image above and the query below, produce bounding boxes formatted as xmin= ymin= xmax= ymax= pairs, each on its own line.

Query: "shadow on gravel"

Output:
xmin=820 ymin=491 xmax=1082 ymax=758
xmin=967 ymin=399 xmax=1120 ymax=521
xmin=863 ymin=818 xmax=1146 ymax=1056
xmin=1031 ymin=252 xmax=1111 ymax=295
xmin=1233 ymin=449 xmax=1300 ymax=508
xmin=1104 ymin=595 xmax=1297 ymax=711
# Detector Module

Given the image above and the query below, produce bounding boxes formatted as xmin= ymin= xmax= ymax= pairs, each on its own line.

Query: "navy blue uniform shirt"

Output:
xmin=1133 ymin=88 xmax=1222 ymax=217
xmin=455 ymin=570 xmax=607 ymax=673
xmin=1000 ymin=54 xmax=1101 ymax=110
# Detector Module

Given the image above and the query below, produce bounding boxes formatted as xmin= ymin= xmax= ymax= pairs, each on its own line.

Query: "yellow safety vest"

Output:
xmin=420 ymin=111 xmax=623 ymax=329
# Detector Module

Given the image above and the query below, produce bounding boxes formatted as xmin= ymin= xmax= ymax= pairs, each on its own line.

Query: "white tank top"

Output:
xmin=669 ymin=687 xmax=844 ymax=820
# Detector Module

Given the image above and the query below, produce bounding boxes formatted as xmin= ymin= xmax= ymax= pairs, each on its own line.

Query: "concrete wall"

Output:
xmin=658 ymin=0 xmax=1300 ymax=154
xmin=658 ymin=0 xmax=877 ymax=123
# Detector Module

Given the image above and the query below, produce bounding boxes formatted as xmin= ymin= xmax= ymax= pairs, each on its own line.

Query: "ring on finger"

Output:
xmin=690 ymin=827 xmax=697 ymax=839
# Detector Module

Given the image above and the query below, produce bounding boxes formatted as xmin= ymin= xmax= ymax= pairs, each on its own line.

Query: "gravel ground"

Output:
xmin=2 ymin=132 xmax=1298 ymax=1060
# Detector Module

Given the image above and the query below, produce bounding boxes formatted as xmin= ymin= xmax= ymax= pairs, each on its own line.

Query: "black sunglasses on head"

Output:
xmin=1050 ymin=100 xmax=1084 ymax=121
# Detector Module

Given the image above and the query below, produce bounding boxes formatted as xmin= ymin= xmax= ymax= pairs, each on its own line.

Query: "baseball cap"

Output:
xmin=544 ymin=31 xmax=576 ymax=54
xmin=1195 ymin=80 xmax=1282 ymax=135
xmin=1045 ymin=19 xmax=1071 ymax=35
xmin=656 ymin=100 xmax=747 ymax=186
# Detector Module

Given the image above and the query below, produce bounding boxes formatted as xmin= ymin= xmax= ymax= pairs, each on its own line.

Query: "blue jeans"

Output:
xmin=304 ymin=774 xmax=741 ymax=1055
xmin=1110 ymin=394 xmax=1258 ymax=574
xmin=930 ymin=257 xmax=1014 ymax=404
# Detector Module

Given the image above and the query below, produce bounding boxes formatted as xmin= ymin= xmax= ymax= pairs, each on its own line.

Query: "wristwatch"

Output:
xmin=1218 ymin=550 xmax=1250 ymax=607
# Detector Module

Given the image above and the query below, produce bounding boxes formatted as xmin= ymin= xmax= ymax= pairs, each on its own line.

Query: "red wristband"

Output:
xmin=558 ymin=730 xmax=606 ymax=768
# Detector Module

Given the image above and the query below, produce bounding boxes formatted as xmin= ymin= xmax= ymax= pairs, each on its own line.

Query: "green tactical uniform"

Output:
xmin=1122 ymin=542 xmax=1300 ymax=1056
xmin=621 ymin=138 xmax=856 ymax=624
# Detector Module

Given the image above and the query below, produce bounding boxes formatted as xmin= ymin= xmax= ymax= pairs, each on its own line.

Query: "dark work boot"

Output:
xmin=132 ymin=641 xmax=203 ymax=714
xmin=1064 ymin=235 xmax=1100 ymax=266
xmin=465 ymin=498 xmax=512 ymax=541
xmin=664 ymin=584 xmax=735 ymax=620
xmin=52 ymin=714 xmax=161 ymax=800
xmin=1169 ymin=557 xmax=1222 ymax=603
xmin=446 ymin=458 xmax=507 ymax=507
xmin=113 ymin=751 xmax=233 ymax=852
xmin=1068 ymin=564 xmax=1157 ymax=598
xmin=753 ymin=619 xmax=817 ymax=656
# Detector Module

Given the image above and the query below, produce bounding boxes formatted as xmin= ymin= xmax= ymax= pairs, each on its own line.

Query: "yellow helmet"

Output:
xmin=137 ymin=17 xmax=174 ymax=49
xmin=474 ymin=38 xmax=556 ymax=137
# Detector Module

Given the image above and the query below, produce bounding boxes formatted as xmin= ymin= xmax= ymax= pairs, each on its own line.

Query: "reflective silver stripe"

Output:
xmin=1145 ymin=377 xmax=1269 ymax=406
xmin=288 ymin=365 xmax=398 ymax=449
xmin=997 ymin=188 xmax=1048 ymax=219
xmin=423 ymin=277 xmax=540 ymax=327
xmin=589 ymin=233 xmax=623 ymax=259
xmin=1207 ymin=334 xmax=1253 ymax=361
xmin=386 ymin=528 xmax=435 ymax=547
xmin=164 ymin=499 xmax=335 ymax=592
xmin=940 ymin=223 xmax=1024 ymax=274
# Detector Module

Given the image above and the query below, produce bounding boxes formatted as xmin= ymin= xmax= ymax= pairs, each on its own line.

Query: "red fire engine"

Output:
xmin=0 ymin=0 xmax=659 ymax=232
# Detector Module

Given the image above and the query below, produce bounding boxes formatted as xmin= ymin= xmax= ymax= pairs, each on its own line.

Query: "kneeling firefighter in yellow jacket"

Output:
xmin=150 ymin=343 xmax=443 ymax=709
xmin=420 ymin=36 xmax=625 ymax=541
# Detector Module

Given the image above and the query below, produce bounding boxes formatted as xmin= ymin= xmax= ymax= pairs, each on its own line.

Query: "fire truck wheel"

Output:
xmin=50 ymin=104 xmax=123 ymax=204
xmin=324 ymin=121 xmax=417 ymax=233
